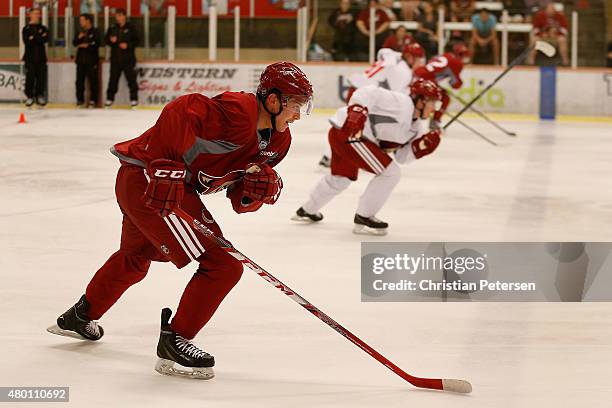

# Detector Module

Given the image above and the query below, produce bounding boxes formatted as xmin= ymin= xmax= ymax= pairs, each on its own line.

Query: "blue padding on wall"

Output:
xmin=539 ymin=66 xmax=557 ymax=120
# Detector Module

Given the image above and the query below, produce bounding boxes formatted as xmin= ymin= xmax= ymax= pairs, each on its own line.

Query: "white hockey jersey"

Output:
xmin=330 ymin=86 xmax=424 ymax=164
xmin=347 ymin=49 xmax=413 ymax=93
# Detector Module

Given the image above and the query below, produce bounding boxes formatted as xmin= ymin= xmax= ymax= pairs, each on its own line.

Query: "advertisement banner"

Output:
xmin=0 ymin=64 xmax=24 ymax=103
xmin=3 ymin=60 xmax=610 ymax=116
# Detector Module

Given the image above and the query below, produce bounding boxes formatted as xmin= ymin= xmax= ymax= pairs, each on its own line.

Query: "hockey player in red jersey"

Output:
xmin=294 ymin=79 xmax=442 ymax=235
xmin=413 ymin=42 xmax=469 ymax=129
xmin=47 ymin=62 xmax=313 ymax=379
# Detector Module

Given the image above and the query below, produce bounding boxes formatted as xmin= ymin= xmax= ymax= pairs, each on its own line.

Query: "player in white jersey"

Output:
xmin=347 ymin=43 xmax=426 ymax=93
xmin=294 ymin=79 xmax=443 ymax=235
xmin=318 ymin=43 xmax=426 ymax=168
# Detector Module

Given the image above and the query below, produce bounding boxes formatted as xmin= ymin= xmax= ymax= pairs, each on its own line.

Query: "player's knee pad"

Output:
xmin=326 ymin=174 xmax=351 ymax=191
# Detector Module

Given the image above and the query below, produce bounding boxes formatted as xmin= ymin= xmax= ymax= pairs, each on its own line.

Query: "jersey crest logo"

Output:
xmin=258 ymin=139 xmax=269 ymax=150
xmin=197 ymin=170 xmax=244 ymax=194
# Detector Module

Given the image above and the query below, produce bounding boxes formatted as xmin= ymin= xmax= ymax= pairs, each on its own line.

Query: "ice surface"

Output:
xmin=0 ymin=107 xmax=611 ymax=407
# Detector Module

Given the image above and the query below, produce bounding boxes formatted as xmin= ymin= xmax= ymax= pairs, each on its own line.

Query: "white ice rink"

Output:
xmin=1 ymin=107 xmax=611 ymax=407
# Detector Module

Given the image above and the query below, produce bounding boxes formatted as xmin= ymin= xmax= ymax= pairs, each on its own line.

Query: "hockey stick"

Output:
xmin=173 ymin=207 xmax=472 ymax=394
xmin=444 ymin=112 xmax=498 ymax=146
xmin=448 ymin=92 xmax=517 ymax=137
xmin=444 ymin=41 xmax=556 ymax=130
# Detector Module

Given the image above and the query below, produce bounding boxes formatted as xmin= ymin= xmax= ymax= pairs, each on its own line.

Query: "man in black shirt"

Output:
xmin=22 ymin=7 xmax=48 ymax=107
xmin=328 ymin=0 xmax=356 ymax=61
xmin=104 ymin=8 xmax=139 ymax=108
xmin=73 ymin=13 xmax=101 ymax=108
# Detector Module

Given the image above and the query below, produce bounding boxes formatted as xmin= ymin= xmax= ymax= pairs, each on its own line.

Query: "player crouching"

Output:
xmin=293 ymin=79 xmax=442 ymax=236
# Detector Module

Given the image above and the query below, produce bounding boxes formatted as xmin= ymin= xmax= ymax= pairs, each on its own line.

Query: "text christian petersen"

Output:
xmin=370 ymin=254 xmax=536 ymax=293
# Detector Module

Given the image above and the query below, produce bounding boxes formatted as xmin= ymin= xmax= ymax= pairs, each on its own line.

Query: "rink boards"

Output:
xmin=1 ymin=61 xmax=611 ymax=116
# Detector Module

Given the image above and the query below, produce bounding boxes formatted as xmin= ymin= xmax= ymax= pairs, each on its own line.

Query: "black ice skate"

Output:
xmin=318 ymin=155 xmax=331 ymax=168
xmin=46 ymin=295 xmax=104 ymax=341
xmin=353 ymin=214 xmax=388 ymax=236
xmin=291 ymin=207 xmax=323 ymax=223
xmin=155 ymin=308 xmax=215 ymax=380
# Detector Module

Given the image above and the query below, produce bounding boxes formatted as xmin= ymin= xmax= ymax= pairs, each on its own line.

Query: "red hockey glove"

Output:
xmin=227 ymin=181 xmax=264 ymax=214
xmin=143 ymin=159 xmax=186 ymax=217
xmin=341 ymin=104 xmax=368 ymax=137
xmin=242 ymin=163 xmax=283 ymax=204
xmin=411 ymin=129 xmax=442 ymax=159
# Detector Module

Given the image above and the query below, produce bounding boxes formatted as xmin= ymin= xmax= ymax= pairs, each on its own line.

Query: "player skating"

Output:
xmin=413 ymin=42 xmax=469 ymax=130
xmin=294 ymin=79 xmax=442 ymax=236
xmin=47 ymin=62 xmax=313 ymax=379
xmin=347 ymin=42 xmax=426 ymax=96
xmin=318 ymin=43 xmax=426 ymax=168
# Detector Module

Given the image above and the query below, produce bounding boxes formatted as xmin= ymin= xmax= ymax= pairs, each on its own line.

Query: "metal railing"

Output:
xmin=13 ymin=4 xmax=581 ymax=68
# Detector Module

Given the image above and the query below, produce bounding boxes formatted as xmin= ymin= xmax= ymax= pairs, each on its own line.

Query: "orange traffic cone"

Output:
xmin=18 ymin=112 xmax=26 ymax=124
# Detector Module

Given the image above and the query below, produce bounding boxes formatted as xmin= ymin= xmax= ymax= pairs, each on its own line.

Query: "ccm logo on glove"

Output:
xmin=144 ymin=159 xmax=186 ymax=217
xmin=153 ymin=169 xmax=186 ymax=179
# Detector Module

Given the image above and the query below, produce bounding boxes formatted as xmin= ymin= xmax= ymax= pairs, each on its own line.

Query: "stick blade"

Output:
xmin=535 ymin=41 xmax=556 ymax=57
xmin=442 ymin=379 xmax=473 ymax=394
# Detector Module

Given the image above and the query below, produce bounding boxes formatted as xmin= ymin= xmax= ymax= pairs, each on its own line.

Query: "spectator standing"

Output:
xmin=607 ymin=41 xmax=612 ymax=68
xmin=414 ymin=1 xmax=438 ymax=59
xmin=73 ymin=13 xmax=101 ymax=108
xmin=469 ymin=9 xmax=499 ymax=64
xmin=105 ymin=8 xmax=139 ymax=108
xmin=22 ymin=7 xmax=48 ymax=107
xmin=328 ymin=0 xmax=356 ymax=61
xmin=355 ymin=0 xmax=392 ymax=61
xmin=381 ymin=25 xmax=414 ymax=51
xmin=529 ymin=4 xmax=569 ymax=65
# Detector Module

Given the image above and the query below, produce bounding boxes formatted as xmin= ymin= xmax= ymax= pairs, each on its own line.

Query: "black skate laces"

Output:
xmin=175 ymin=336 xmax=209 ymax=359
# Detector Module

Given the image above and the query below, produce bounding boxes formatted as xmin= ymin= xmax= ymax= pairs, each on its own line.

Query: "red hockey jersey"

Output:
xmin=111 ymin=92 xmax=291 ymax=195
xmin=413 ymin=53 xmax=464 ymax=89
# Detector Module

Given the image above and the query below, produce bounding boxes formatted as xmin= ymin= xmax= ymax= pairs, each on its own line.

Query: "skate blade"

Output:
xmin=353 ymin=224 xmax=388 ymax=236
xmin=46 ymin=324 xmax=90 ymax=341
xmin=155 ymin=358 xmax=215 ymax=380
xmin=290 ymin=215 xmax=320 ymax=223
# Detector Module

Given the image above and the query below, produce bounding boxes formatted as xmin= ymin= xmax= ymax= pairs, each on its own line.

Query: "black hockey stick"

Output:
xmin=173 ymin=207 xmax=472 ymax=393
xmin=444 ymin=41 xmax=556 ymax=130
xmin=444 ymin=112 xmax=498 ymax=146
xmin=448 ymin=92 xmax=517 ymax=137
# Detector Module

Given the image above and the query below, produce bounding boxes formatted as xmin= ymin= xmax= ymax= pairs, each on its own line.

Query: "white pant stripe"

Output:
xmin=172 ymin=213 xmax=206 ymax=255
xmin=356 ymin=142 xmax=386 ymax=173
xmin=167 ymin=214 xmax=202 ymax=260
xmin=163 ymin=216 xmax=196 ymax=261
xmin=351 ymin=142 xmax=384 ymax=174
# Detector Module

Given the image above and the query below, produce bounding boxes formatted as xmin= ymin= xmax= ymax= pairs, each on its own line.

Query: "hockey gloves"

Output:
xmin=341 ymin=104 xmax=368 ymax=138
xmin=411 ymin=129 xmax=442 ymax=159
xmin=144 ymin=159 xmax=186 ymax=217
xmin=242 ymin=163 xmax=283 ymax=205
xmin=227 ymin=182 xmax=264 ymax=214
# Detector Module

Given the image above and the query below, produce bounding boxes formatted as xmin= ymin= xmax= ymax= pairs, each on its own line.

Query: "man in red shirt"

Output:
xmin=413 ymin=42 xmax=469 ymax=129
xmin=47 ymin=62 xmax=314 ymax=380
xmin=528 ymin=4 xmax=569 ymax=65
xmin=355 ymin=0 xmax=392 ymax=60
